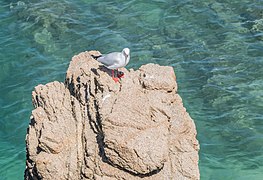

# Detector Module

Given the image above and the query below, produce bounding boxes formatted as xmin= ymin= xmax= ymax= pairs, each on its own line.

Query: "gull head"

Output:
xmin=122 ymin=48 xmax=130 ymax=65
xmin=122 ymin=48 xmax=130 ymax=66
xmin=122 ymin=48 xmax=130 ymax=57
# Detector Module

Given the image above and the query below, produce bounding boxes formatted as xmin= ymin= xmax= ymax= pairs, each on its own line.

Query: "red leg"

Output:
xmin=117 ymin=69 xmax=124 ymax=78
xmin=111 ymin=69 xmax=119 ymax=83
xmin=118 ymin=72 xmax=124 ymax=78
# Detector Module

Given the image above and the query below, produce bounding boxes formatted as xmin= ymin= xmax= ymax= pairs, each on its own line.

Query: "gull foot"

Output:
xmin=117 ymin=71 xmax=124 ymax=78
xmin=112 ymin=77 xmax=119 ymax=83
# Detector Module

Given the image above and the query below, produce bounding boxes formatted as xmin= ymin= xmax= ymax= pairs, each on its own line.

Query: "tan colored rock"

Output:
xmin=25 ymin=51 xmax=199 ymax=180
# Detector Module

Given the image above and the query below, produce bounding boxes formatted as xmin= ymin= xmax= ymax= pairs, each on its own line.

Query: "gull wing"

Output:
xmin=97 ymin=52 xmax=122 ymax=67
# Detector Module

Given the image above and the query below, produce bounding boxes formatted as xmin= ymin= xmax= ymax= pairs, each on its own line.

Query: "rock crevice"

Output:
xmin=25 ymin=50 xmax=199 ymax=180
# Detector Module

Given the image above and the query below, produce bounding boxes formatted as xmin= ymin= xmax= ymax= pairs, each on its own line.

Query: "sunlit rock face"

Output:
xmin=25 ymin=51 xmax=199 ymax=180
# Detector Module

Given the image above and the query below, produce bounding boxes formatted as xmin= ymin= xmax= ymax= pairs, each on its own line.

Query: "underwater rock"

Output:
xmin=25 ymin=50 xmax=200 ymax=179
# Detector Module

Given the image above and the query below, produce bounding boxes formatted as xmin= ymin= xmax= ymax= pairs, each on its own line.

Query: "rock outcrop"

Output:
xmin=25 ymin=51 xmax=199 ymax=179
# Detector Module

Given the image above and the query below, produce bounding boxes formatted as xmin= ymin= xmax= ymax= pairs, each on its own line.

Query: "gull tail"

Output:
xmin=91 ymin=54 xmax=102 ymax=60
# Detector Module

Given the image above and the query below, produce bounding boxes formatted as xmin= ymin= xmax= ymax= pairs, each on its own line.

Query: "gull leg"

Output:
xmin=115 ymin=69 xmax=118 ymax=77
xmin=112 ymin=69 xmax=119 ymax=83
xmin=116 ymin=69 xmax=124 ymax=79
xmin=117 ymin=71 xmax=124 ymax=78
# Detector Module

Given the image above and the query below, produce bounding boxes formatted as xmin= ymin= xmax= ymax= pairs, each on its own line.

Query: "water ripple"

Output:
xmin=0 ymin=0 xmax=262 ymax=179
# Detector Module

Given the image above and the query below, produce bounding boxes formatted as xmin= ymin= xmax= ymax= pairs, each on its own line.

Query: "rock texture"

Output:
xmin=25 ymin=51 xmax=199 ymax=180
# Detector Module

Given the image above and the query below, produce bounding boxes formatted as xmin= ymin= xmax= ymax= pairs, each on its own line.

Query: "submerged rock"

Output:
xmin=25 ymin=50 xmax=200 ymax=179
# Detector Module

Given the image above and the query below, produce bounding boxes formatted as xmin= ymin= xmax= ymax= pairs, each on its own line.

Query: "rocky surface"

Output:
xmin=25 ymin=50 xmax=200 ymax=180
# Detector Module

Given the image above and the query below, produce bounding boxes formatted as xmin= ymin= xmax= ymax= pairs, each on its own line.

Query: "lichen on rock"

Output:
xmin=25 ymin=50 xmax=200 ymax=180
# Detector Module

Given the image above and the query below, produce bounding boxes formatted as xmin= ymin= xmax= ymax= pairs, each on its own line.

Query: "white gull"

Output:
xmin=93 ymin=48 xmax=130 ymax=82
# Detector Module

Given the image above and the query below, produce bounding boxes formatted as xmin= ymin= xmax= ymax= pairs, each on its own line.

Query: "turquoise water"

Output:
xmin=0 ymin=0 xmax=262 ymax=179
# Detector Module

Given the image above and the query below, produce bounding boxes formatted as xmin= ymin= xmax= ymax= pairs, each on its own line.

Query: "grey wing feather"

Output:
xmin=97 ymin=52 xmax=121 ymax=67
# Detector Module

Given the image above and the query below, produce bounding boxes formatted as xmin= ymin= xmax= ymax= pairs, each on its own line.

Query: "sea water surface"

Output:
xmin=0 ymin=0 xmax=262 ymax=179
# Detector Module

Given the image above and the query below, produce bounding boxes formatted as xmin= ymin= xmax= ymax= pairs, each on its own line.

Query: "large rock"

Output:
xmin=25 ymin=51 xmax=200 ymax=179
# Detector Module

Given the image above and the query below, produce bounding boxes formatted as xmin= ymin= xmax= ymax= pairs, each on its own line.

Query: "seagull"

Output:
xmin=92 ymin=48 xmax=130 ymax=82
